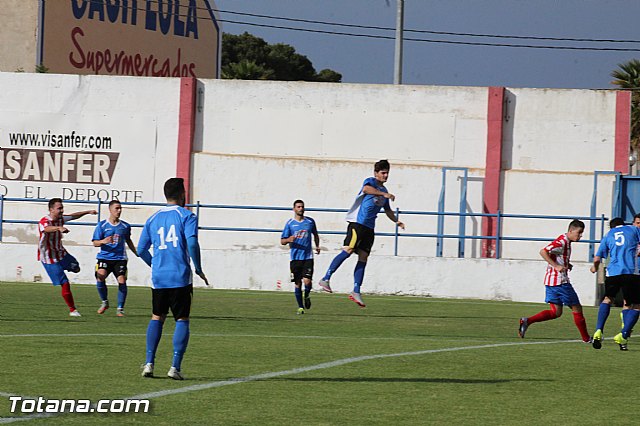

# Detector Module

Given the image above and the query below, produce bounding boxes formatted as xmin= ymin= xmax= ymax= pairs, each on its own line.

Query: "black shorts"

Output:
xmin=152 ymin=285 xmax=193 ymax=320
xmin=95 ymin=259 xmax=128 ymax=279
xmin=605 ymin=274 xmax=640 ymax=305
xmin=290 ymin=259 xmax=314 ymax=282
xmin=343 ymin=222 xmax=375 ymax=254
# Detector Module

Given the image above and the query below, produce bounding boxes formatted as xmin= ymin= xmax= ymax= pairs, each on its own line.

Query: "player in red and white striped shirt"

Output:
xmin=518 ymin=220 xmax=591 ymax=342
xmin=38 ymin=198 xmax=97 ymax=317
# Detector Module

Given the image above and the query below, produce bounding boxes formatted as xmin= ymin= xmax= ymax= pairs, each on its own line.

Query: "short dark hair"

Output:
xmin=634 ymin=213 xmax=640 ymax=221
xmin=164 ymin=177 xmax=185 ymax=201
xmin=108 ymin=200 xmax=121 ymax=208
xmin=48 ymin=197 xmax=63 ymax=209
xmin=610 ymin=217 xmax=625 ymax=228
xmin=568 ymin=219 xmax=585 ymax=231
xmin=293 ymin=199 xmax=304 ymax=207
xmin=374 ymin=159 xmax=390 ymax=172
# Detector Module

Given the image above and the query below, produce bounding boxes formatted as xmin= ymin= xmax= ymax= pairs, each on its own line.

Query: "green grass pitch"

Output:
xmin=0 ymin=281 xmax=636 ymax=425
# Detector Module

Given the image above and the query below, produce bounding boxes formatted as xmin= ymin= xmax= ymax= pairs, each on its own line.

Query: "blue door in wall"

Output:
xmin=620 ymin=176 xmax=640 ymax=222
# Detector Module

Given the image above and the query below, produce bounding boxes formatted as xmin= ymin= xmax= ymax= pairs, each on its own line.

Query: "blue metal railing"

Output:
xmin=0 ymin=196 xmax=609 ymax=260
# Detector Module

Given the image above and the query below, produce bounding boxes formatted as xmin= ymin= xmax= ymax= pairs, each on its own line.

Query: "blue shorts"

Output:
xmin=42 ymin=254 xmax=80 ymax=286
xmin=545 ymin=283 xmax=581 ymax=306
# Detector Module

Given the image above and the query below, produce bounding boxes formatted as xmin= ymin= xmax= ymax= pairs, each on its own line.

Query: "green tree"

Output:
xmin=611 ymin=59 xmax=640 ymax=152
xmin=222 ymin=32 xmax=341 ymax=83
xmin=221 ymin=59 xmax=274 ymax=80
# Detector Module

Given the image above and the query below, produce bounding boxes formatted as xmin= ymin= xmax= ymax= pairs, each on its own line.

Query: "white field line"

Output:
xmin=0 ymin=339 xmax=575 ymax=424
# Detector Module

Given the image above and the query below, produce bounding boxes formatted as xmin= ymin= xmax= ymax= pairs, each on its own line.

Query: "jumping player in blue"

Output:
xmin=281 ymin=199 xmax=320 ymax=315
xmin=138 ymin=178 xmax=209 ymax=380
xmin=92 ymin=200 xmax=137 ymax=317
xmin=590 ymin=217 xmax=640 ymax=350
xmin=318 ymin=159 xmax=405 ymax=307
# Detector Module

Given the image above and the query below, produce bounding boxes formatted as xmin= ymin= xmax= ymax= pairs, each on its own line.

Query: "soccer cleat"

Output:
xmin=297 ymin=308 xmax=305 ymax=315
xmin=518 ymin=317 xmax=528 ymax=338
xmin=318 ymin=280 xmax=332 ymax=293
xmin=97 ymin=301 xmax=109 ymax=314
xmin=69 ymin=310 xmax=82 ymax=317
xmin=592 ymin=329 xmax=603 ymax=349
xmin=141 ymin=363 xmax=154 ymax=378
xmin=116 ymin=308 xmax=125 ymax=317
xmin=348 ymin=292 xmax=366 ymax=308
xmin=614 ymin=333 xmax=629 ymax=351
xmin=304 ymin=295 xmax=311 ymax=310
xmin=167 ymin=367 xmax=184 ymax=380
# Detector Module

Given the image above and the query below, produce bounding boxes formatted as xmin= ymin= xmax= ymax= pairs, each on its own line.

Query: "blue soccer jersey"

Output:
xmin=92 ymin=219 xmax=132 ymax=261
xmin=595 ymin=225 xmax=640 ymax=276
xmin=345 ymin=177 xmax=390 ymax=229
xmin=137 ymin=205 xmax=198 ymax=289
xmin=281 ymin=217 xmax=318 ymax=261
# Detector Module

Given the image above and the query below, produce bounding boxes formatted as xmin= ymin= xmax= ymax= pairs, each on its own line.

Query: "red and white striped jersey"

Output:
xmin=542 ymin=233 xmax=571 ymax=286
xmin=38 ymin=215 xmax=69 ymax=264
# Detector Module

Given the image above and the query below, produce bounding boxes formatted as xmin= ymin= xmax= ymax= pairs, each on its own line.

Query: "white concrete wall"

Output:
xmin=0 ymin=242 xmax=598 ymax=306
xmin=0 ymin=72 xmax=183 ymax=246
xmin=0 ymin=75 xmax=620 ymax=302
xmin=0 ymin=0 xmax=38 ymax=73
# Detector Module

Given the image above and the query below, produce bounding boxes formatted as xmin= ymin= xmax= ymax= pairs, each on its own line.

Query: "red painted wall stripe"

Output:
xmin=481 ymin=87 xmax=505 ymax=258
xmin=615 ymin=90 xmax=631 ymax=174
xmin=177 ymin=77 xmax=197 ymax=203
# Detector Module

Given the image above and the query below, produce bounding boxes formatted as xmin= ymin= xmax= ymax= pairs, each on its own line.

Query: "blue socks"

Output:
xmin=323 ymin=250 xmax=351 ymax=281
xmin=595 ymin=302 xmax=611 ymax=331
xmin=145 ymin=319 xmax=164 ymax=364
xmin=622 ymin=310 xmax=640 ymax=339
xmin=294 ymin=287 xmax=303 ymax=308
xmin=117 ymin=283 xmax=128 ymax=309
xmin=353 ymin=261 xmax=366 ymax=293
xmin=304 ymin=284 xmax=311 ymax=298
xmin=96 ymin=281 xmax=108 ymax=301
xmin=172 ymin=320 xmax=190 ymax=370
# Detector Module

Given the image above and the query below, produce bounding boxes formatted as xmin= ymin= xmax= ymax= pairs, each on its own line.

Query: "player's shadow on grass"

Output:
xmin=270 ymin=377 xmax=553 ymax=384
xmin=193 ymin=315 xmax=302 ymax=322
xmin=331 ymin=313 xmax=513 ymax=320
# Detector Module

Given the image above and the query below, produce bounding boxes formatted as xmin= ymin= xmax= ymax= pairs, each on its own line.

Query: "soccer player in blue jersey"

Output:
xmin=590 ymin=217 xmax=640 ymax=350
xmin=92 ymin=200 xmax=137 ymax=317
xmin=138 ymin=178 xmax=209 ymax=380
xmin=281 ymin=200 xmax=320 ymax=315
xmin=318 ymin=159 xmax=404 ymax=307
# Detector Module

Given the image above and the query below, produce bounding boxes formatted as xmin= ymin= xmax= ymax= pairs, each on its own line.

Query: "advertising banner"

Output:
xmin=41 ymin=0 xmax=220 ymax=78
xmin=0 ymin=111 xmax=157 ymax=202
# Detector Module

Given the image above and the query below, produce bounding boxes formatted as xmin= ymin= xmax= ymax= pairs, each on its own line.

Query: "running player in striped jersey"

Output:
xmin=281 ymin=199 xmax=320 ymax=315
xmin=92 ymin=200 xmax=138 ymax=317
xmin=590 ymin=217 xmax=640 ymax=350
xmin=518 ymin=219 xmax=591 ymax=342
xmin=138 ymin=178 xmax=209 ymax=380
xmin=318 ymin=160 xmax=404 ymax=308
xmin=38 ymin=198 xmax=97 ymax=317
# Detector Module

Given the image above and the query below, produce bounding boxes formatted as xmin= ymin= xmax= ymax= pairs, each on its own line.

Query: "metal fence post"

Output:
xmin=394 ymin=207 xmax=400 ymax=256
xmin=0 ymin=195 xmax=4 ymax=242
xmin=495 ymin=210 xmax=502 ymax=259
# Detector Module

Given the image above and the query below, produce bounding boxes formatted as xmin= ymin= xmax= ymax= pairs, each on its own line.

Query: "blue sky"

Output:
xmin=214 ymin=0 xmax=640 ymax=89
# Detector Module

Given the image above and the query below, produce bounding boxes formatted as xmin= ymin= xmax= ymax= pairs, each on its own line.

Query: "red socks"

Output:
xmin=527 ymin=308 xmax=557 ymax=324
xmin=572 ymin=312 xmax=590 ymax=342
xmin=60 ymin=283 xmax=76 ymax=312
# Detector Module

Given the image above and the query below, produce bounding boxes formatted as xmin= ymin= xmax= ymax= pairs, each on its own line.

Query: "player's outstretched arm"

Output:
xmin=126 ymin=237 xmax=138 ymax=257
xmin=363 ymin=185 xmax=395 ymax=201
xmin=137 ymin=228 xmax=153 ymax=267
xmin=384 ymin=207 xmax=405 ymax=230
xmin=67 ymin=210 xmax=98 ymax=220
xmin=187 ymin=235 xmax=209 ymax=286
